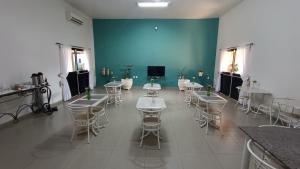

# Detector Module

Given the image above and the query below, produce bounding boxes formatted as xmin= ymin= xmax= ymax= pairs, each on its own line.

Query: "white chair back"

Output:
xmin=66 ymin=105 xmax=92 ymax=121
xmin=247 ymin=139 xmax=278 ymax=169
xmin=105 ymin=85 xmax=122 ymax=104
xmin=66 ymin=104 xmax=96 ymax=143
xmin=139 ymin=108 xmax=163 ymax=149
xmin=259 ymin=125 xmax=290 ymax=128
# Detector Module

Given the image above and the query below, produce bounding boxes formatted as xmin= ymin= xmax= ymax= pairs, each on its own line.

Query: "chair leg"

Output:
xmin=205 ymin=119 xmax=209 ymax=134
xmin=70 ymin=125 xmax=76 ymax=142
xmin=273 ymin=113 xmax=280 ymax=125
xmin=254 ymin=106 xmax=261 ymax=118
xmin=104 ymin=111 xmax=109 ymax=124
xmin=269 ymin=110 xmax=272 ymax=125
xmin=140 ymin=128 xmax=144 ymax=147
xmin=157 ymin=130 xmax=160 ymax=150
xmin=288 ymin=121 xmax=291 ymax=128
xmin=87 ymin=125 xmax=90 ymax=144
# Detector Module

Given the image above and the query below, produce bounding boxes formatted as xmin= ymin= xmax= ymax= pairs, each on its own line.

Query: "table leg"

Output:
xmin=246 ymin=94 xmax=251 ymax=114
xmin=91 ymin=126 xmax=98 ymax=136
xmin=241 ymin=136 xmax=250 ymax=169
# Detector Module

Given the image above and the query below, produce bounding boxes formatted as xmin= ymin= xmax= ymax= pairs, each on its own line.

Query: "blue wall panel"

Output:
xmin=93 ymin=19 xmax=219 ymax=87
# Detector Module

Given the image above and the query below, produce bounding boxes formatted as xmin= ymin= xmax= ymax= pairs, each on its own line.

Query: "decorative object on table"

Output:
xmin=85 ymin=87 xmax=91 ymax=100
xmin=178 ymin=67 xmax=186 ymax=79
xmin=252 ymin=80 xmax=258 ymax=88
xmin=198 ymin=70 xmax=204 ymax=77
xmin=121 ymin=65 xmax=133 ymax=90
xmin=192 ymin=76 xmax=196 ymax=84
xmin=246 ymin=76 xmax=251 ymax=87
xmin=207 ymin=85 xmax=212 ymax=96
xmin=150 ymin=78 xmax=154 ymax=87
xmin=110 ymin=71 xmax=116 ymax=82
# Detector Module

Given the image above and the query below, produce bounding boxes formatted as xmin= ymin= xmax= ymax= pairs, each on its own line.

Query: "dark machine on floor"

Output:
xmin=0 ymin=72 xmax=57 ymax=121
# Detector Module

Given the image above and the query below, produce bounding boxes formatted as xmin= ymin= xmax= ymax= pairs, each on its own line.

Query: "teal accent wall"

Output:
xmin=93 ymin=19 xmax=219 ymax=87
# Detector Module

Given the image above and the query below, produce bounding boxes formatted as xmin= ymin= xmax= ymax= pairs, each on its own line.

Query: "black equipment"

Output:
xmin=147 ymin=66 xmax=165 ymax=77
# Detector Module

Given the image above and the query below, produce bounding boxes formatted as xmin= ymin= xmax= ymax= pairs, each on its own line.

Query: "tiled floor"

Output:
xmin=0 ymin=87 xmax=270 ymax=169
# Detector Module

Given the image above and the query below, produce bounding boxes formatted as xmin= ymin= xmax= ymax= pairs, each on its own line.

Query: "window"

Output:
xmin=220 ymin=48 xmax=245 ymax=75
xmin=71 ymin=48 xmax=89 ymax=71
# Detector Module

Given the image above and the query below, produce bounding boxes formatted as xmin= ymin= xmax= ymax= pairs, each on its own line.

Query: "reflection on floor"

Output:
xmin=0 ymin=87 xmax=270 ymax=169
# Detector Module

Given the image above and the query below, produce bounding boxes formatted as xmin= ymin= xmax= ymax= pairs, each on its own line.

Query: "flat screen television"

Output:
xmin=147 ymin=66 xmax=165 ymax=77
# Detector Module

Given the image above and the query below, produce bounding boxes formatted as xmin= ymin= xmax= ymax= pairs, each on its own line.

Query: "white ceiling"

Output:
xmin=65 ymin=0 xmax=243 ymax=19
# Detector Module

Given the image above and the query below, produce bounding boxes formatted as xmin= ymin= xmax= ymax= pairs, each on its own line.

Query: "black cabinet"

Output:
xmin=67 ymin=71 xmax=89 ymax=97
xmin=219 ymin=72 xmax=243 ymax=100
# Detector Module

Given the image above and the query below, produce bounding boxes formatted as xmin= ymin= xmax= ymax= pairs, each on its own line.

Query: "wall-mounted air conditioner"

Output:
xmin=66 ymin=11 xmax=84 ymax=25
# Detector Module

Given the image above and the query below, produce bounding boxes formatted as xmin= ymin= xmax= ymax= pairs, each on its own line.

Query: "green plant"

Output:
xmin=150 ymin=78 xmax=154 ymax=86
xmin=207 ymin=85 xmax=212 ymax=96
xmin=192 ymin=76 xmax=196 ymax=84
xmin=85 ymin=87 xmax=91 ymax=100
xmin=178 ymin=67 xmax=186 ymax=79
xmin=121 ymin=65 xmax=133 ymax=79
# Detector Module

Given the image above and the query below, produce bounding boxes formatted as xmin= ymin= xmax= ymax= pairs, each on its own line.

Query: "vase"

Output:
xmin=121 ymin=78 xmax=133 ymax=90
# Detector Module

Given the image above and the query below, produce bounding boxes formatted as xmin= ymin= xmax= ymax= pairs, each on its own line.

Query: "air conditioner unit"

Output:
xmin=66 ymin=12 xmax=84 ymax=25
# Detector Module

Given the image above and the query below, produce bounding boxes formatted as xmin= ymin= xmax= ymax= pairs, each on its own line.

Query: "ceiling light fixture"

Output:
xmin=137 ymin=1 xmax=170 ymax=8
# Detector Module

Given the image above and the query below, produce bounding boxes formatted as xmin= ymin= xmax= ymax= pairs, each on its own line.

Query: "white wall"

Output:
xmin=216 ymin=0 xmax=300 ymax=99
xmin=0 ymin=0 xmax=94 ymax=123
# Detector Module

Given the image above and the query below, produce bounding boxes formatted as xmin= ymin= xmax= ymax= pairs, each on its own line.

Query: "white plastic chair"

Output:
xmin=273 ymin=98 xmax=300 ymax=127
xmin=247 ymin=139 xmax=279 ymax=169
xmin=105 ymin=86 xmax=122 ymax=104
xmin=236 ymin=86 xmax=249 ymax=110
xmin=66 ymin=105 xmax=97 ymax=144
xmin=91 ymin=99 xmax=109 ymax=128
xmin=259 ymin=124 xmax=290 ymax=128
xmin=184 ymin=86 xmax=193 ymax=105
xmin=139 ymin=109 xmax=162 ymax=149
xmin=196 ymin=99 xmax=226 ymax=134
xmin=254 ymin=94 xmax=274 ymax=124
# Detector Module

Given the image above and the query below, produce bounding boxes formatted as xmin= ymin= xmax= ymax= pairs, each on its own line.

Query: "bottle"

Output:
xmin=86 ymin=87 xmax=91 ymax=100
xmin=207 ymin=85 xmax=212 ymax=96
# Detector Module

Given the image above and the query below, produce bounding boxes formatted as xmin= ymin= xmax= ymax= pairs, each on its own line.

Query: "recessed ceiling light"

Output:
xmin=137 ymin=1 xmax=170 ymax=8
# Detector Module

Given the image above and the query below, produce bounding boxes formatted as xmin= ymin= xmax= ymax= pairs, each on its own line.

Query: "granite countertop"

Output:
xmin=240 ymin=126 xmax=300 ymax=169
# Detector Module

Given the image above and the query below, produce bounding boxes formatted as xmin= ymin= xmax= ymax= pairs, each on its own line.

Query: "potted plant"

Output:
xmin=192 ymin=76 xmax=196 ymax=85
xmin=177 ymin=67 xmax=190 ymax=91
xmin=207 ymin=85 xmax=213 ymax=96
xmin=150 ymin=78 xmax=154 ymax=87
xmin=121 ymin=65 xmax=133 ymax=90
